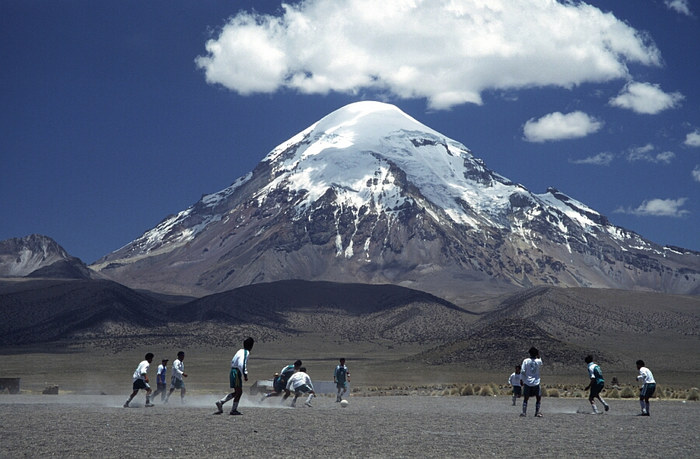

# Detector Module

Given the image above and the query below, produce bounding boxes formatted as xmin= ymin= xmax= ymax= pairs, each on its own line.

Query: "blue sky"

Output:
xmin=2 ymin=0 xmax=699 ymax=264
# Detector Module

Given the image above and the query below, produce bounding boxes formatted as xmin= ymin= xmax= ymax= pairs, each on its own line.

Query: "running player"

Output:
xmin=583 ymin=355 xmax=609 ymax=413
xmin=165 ymin=351 xmax=187 ymax=403
xmin=124 ymin=352 xmax=154 ymax=408
xmin=286 ymin=367 xmax=315 ymax=407
xmin=215 ymin=337 xmax=254 ymax=415
xmin=334 ymin=358 xmax=350 ymax=402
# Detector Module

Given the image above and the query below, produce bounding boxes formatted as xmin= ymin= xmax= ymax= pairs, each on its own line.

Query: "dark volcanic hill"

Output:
xmin=0 ymin=278 xmax=166 ymax=345
xmin=89 ymin=101 xmax=699 ymax=301
xmin=1 ymin=277 xmax=697 ymax=373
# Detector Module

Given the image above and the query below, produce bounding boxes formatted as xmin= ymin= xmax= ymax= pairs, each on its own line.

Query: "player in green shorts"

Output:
xmin=583 ymin=355 xmax=609 ymax=414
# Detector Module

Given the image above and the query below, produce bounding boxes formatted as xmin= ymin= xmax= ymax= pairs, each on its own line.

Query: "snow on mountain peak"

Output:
xmin=259 ymin=101 xmax=518 ymax=230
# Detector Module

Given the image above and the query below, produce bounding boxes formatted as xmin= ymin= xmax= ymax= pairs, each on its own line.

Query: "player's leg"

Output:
xmin=521 ymin=387 xmax=529 ymax=416
xmin=124 ymin=388 xmax=138 ymax=407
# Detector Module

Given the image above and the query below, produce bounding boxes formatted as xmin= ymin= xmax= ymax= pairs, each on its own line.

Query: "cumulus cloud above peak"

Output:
xmin=609 ymin=82 xmax=684 ymax=114
xmin=195 ymin=0 xmax=662 ymax=109
xmin=523 ymin=111 xmax=603 ymax=142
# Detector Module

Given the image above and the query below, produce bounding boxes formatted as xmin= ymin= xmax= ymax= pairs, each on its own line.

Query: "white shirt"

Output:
xmin=520 ymin=357 xmax=543 ymax=386
xmin=231 ymin=348 xmax=249 ymax=376
xmin=509 ymin=372 xmax=521 ymax=387
xmin=172 ymin=359 xmax=185 ymax=380
xmin=132 ymin=360 xmax=150 ymax=382
xmin=637 ymin=367 xmax=656 ymax=384
xmin=286 ymin=371 xmax=314 ymax=391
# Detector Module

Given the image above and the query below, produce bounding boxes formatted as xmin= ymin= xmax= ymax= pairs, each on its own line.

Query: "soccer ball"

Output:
xmin=340 ymin=399 xmax=349 ymax=408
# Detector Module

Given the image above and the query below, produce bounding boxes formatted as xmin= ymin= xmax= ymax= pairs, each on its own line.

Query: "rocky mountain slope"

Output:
xmin=0 ymin=235 xmax=91 ymax=279
xmin=89 ymin=101 xmax=699 ymax=301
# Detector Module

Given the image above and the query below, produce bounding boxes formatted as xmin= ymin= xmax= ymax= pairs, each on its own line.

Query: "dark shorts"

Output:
xmin=336 ymin=381 xmax=348 ymax=390
xmin=640 ymin=383 xmax=656 ymax=398
xmin=230 ymin=368 xmax=243 ymax=389
xmin=294 ymin=384 xmax=313 ymax=394
xmin=512 ymin=386 xmax=522 ymax=396
xmin=590 ymin=381 xmax=604 ymax=397
xmin=523 ymin=384 xmax=541 ymax=397
xmin=273 ymin=376 xmax=286 ymax=393
xmin=132 ymin=379 xmax=150 ymax=391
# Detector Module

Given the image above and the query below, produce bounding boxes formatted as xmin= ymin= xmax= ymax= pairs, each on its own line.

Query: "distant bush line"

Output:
xmin=352 ymin=384 xmax=700 ymax=401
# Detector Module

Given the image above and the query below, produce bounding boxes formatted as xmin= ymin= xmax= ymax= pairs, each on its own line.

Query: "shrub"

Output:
xmin=547 ymin=389 xmax=560 ymax=397
xmin=479 ymin=385 xmax=494 ymax=396
xmin=460 ymin=384 xmax=474 ymax=396
xmin=620 ymin=387 xmax=636 ymax=398
xmin=607 ymin=388 xmax=620 ymax=399
xmin=687 ymin=388 xmax=699 ymax=401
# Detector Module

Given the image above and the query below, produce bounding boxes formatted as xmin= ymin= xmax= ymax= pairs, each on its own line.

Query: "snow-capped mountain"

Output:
xmin=91 ymin=101 xmax=700 ymax=300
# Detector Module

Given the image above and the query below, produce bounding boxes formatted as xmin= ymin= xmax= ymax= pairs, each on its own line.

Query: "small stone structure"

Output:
xmin=42 ymin=385 xmax=59 ymax=395
xmin=0 ymin=378 xmax=21 ymax=394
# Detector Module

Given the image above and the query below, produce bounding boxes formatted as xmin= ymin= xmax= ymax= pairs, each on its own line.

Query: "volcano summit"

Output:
xmin=92 ymin=101 xmax=699 ymax=301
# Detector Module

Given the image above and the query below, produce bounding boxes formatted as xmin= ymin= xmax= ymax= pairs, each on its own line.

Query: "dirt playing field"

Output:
xmin=0 ymin=393 xmax=697 ymax=458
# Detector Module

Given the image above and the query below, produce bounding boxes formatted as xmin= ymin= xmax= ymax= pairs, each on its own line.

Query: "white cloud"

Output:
xmin=609 ymin=81 xmax=684 ymax=114
xmin=523 ymin=111 xmax=603 ymax=142
xmin=665 ymin=0 xmax=693 ymax=16
xmin=615 ymin=198 xmax=689 ymax=217
xmin=693 ymin=165 xmax=700 ymax=182
xmin=195 ymin=0 xmax=662 ymax=109
xmin=626 ymin=144 xmax=675 ymax=164
xmin=685 ymin=130 xmax=700 ymax=147
xmin=570 ymin=152 xmax=614 ymax=166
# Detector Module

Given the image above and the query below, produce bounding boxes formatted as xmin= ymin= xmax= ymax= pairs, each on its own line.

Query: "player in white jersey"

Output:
xmin=215 ymin=337 xmax=254 ymax=415
xmin=152 ymin=359 xmax=168 ymax=402
xmin=636 ymin=360 xmax=656 ymax=416
xmin=286 ymin=367 xmax=316 ymax=407
xmin=261 ymin=360 xmax=302 ymax=402
xmin=508 ymin=365 xmax=522 ymax=406
xmin=520 ymin=347 xmax=543 ymax=417
xmin=124 ymin=352 xmax=154 ymax=408
xmin=165 ymin=351 xmax=188 ymax=403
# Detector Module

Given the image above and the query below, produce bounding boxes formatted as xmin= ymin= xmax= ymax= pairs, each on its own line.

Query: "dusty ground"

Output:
xmin=0 ymin=393 xmax=697 ymax=458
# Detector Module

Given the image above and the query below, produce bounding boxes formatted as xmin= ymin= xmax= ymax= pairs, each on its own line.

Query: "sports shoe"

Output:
xmin=215 ymin=401 xmax=223 ymax=414
xmin=229 ymin=410 xmax=242 ymax=415
xmin=123 ymin=402 xmax=130 ymax=408
xmin=604 ymin=404 xmax=610 ymax=412
xmin=145 ymin=403 xmax=154 ymax=407
xmin=535 ymin=412 xmax=543 ymax=417
xmin=305 ymin=401 xmax=313 ymax=407
xmin=519 ymin=413 xmax=527 ymax=417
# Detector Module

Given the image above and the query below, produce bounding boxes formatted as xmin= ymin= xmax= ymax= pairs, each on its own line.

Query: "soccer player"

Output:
xmin=215 ymin=337 xmax=254 ymax=415
xmin=520 ymin=347 xmax=543 ymax=417
xmin=286 ymin=367 xmax=315 ymax=407
xmin=508 ymin=364 xmax=522 ymax=406
xmin=636 ymin=360 xmax=656 ymax=416
xmin=152 ymin=358 xmax=168 ymax=402
xmin=124 ymin=352 xmax=154 ymax=408
xmin=334 ymin=358 xmax=350 ymax=402
xmin=583 ymin=355 xmax=609 ymax=413
xmin=261 ymin=360 xmax=302 ymax=402
xmin=165 ymin=351 xmax=188 ymax=403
